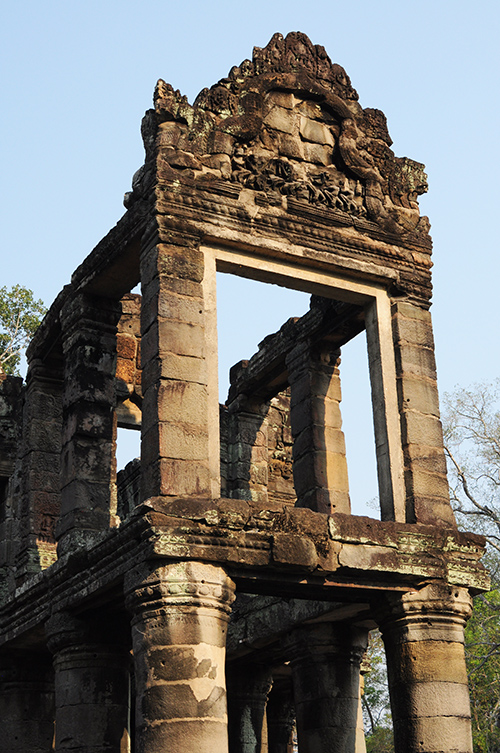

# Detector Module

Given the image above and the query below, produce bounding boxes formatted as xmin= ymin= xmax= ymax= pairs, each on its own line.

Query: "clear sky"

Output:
xmin=2 ymin=1 xmax=499 ymax=512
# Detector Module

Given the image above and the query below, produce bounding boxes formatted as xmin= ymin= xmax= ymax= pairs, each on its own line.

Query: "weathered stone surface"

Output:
xmin=46 ymin=613 xmax=131 ymax=753
xmin=143 ymin=353 xmax=207 ymax=385
xmin=272 ymin=532 xmax=318 ymax=569
xmin=0 ymin=31 xmax=488 ymax=753
xmin=126 ymin=562 xmax=234 ymax=753
xmin=158 ymin=458 xmax=211 ymax=497
xmin=299 ymin=116 xmax=335 ymax=146
xmin=378 ymin=585 xmax=475 ymax=752
xmin=393 ymin=312 xmax=435 ymax=349
xmin=263 ymin=107 xmax=297 ymax=134
xmin=397 ymin=375 xmax=441 ymax=417
xmin=227 ymin=664 xmax=273 ymax=753
xmin=0 ymin=653 xmax=54 ymax=753
xmin=286 ymin=623 xmax=368 ymax=753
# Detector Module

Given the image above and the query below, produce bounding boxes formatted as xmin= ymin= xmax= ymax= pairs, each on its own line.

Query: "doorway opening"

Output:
xmin=216 ymin=271 xmax=380 ymax=518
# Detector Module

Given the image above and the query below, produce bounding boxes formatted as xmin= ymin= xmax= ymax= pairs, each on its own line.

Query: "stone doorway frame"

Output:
xmin=204 ymin=243 xmax=406 ymax=521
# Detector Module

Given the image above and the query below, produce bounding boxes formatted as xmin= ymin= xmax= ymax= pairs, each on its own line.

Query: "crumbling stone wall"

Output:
xmin=221 ymin=388 xmax=295 ymax=507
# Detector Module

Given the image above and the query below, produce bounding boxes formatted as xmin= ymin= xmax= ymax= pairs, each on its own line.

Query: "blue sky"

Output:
xmin=2 ymin=1 xmax=499 ymax=511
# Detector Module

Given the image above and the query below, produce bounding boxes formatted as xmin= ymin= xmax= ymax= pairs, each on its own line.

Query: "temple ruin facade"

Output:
xmin=0 ymin=32 xmax=488 ymax=753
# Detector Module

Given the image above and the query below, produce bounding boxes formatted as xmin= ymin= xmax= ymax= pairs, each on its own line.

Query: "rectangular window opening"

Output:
xmin=216 ymin=270 xmax=380 ymax=519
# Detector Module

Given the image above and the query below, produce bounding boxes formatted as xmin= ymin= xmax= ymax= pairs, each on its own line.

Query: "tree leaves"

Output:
xmin=443 ymin=383 xmax=500 ymax=752
xmin=0 ymin=285 xmax=46 ymax=375
xmin=363 ymin=631 xmax=394 ymax=752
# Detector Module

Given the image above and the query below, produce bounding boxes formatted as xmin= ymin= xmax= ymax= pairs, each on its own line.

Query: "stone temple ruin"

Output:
xmin=0 ymin=32 xmax=489 ymax=753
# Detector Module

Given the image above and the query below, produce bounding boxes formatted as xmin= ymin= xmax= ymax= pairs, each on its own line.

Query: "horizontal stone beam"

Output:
xmin=26 ymin=203 xmax=146 ymax=365
xmin=0 ymin=498 xmax=488 ymax=652
xmin=143 ymin=498 xmax=488 ymax=593
xmin=228 ymin=298 xmax=364 ymax=402
xmin=227 ymin=595 xmax=371 ymax=661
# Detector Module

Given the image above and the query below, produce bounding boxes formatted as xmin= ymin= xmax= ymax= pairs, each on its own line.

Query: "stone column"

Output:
xmin=286 ymin=342 xmax=350 ymax=514
xmin=139 ymin=237 xmax=214 ymax=499
xmin=10 ymin=360 xmax=62 ymax=582
xmin=356 ymin=665 xmax=367 ymax=753
xmin=266 ymin=675 xmax=295 ymax=753
xmin=226 ymin=663 xmax=273 ymax=753
xmin=378 ymin=583 xmax=474 ymax=753
xmin=0 ymin=373 xmax=23 ymax=493
xmin=58 ymin=293 xmax=121 ymax=555
xmin=285 ymin=622 xmax=368 ymax=753
xmin=391 ymin=300 xmax=455 ymax=525
xmin=266 ymin=391 xmax=296 ymax=507
xmin=115 ymin=293 xmax=142 ymax=431
xmin=226 ymin=392 xmax=269 ymax=507
xmin=125 ymin=560 xmax=235 ymax=753
xmin=0 ymin=651 xmax=54 ymax=753
xmin=46 ymin=612 xmax=131 ymax=753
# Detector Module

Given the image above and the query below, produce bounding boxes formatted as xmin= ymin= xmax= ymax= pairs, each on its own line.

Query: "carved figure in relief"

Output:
xmin=38 ymin=513 xmax=55 ymax=543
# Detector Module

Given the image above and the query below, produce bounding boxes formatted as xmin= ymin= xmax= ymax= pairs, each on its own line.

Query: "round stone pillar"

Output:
xmin=285 ymin=622 xmax=368 ymax=753
xmin=377 ymin=583 xmax=474 ymax=753
xmin=226 ymin=662 xmax=273 ymax=753
xmin=0 ymin=651 xmax=54 ymax=753
xmin=46 ymin=612 xmax=131 ymax=753
xmin=125 ymin=560 xmax=235 ymax=753
xmin=266 ymin=675 xmax=295 ymax=753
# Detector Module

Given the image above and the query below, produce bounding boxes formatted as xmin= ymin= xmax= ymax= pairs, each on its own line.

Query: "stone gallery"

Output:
xmin=0 ymin=31 xmax=488 ymax=753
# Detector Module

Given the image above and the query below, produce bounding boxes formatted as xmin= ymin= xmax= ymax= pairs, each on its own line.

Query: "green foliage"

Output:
xmin=363 ymin=631 xmax=394 ymax=752
xmin=465 ymin=590 xmax=500 ymax=753
xmin=365 ymin=725 xmax=395 ymax=753
xmin=443 ymin=383 xmax=500 ymax=752
xmin=0 ymin=285 xmax=46 ymax=375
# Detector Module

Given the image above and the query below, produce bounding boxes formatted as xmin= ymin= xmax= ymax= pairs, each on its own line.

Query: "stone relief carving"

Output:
xmin=128 ymin=31 xmax=429 ymax=238
xmin=231 ymin=150 xmax=366 ymax=215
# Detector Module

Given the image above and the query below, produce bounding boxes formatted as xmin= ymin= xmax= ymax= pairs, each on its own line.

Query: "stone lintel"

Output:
xmin=0 ymin=499 xmax=488 ymax=653
xmin=141 ymin=499 xmax=488 ymax=591
xmin=227 ymin=300 xmax=363 ymax=402
xmin=226 ymin=595 xmax=372 ymax=661
xmin=157 ymin=182 xmax=433 ymax=280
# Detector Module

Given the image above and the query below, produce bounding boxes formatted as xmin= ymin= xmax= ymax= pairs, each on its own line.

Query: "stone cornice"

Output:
xmin=0 ymin=499 xmax=488 ymax=651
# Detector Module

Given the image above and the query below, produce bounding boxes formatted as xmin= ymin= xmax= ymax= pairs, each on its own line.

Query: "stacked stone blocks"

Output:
xmin=0 ymin=31 xmax=489 ymax=753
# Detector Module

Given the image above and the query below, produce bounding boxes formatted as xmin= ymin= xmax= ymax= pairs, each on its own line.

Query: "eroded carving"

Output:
xmin=129 ymin=31 xmax=429 ymax=237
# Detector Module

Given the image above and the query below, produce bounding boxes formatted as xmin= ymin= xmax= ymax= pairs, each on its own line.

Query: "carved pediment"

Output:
xmin=128 ymin=32 xmax=429 ymax=239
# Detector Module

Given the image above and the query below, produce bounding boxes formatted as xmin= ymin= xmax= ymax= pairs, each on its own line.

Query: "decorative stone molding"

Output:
xmin=0 ymin=31 xmax=490 ymax=753
xmin=376 ymin=582 xmax=473 ymax=643
xmin=125 ymin=560 xmax=236 ymax=622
